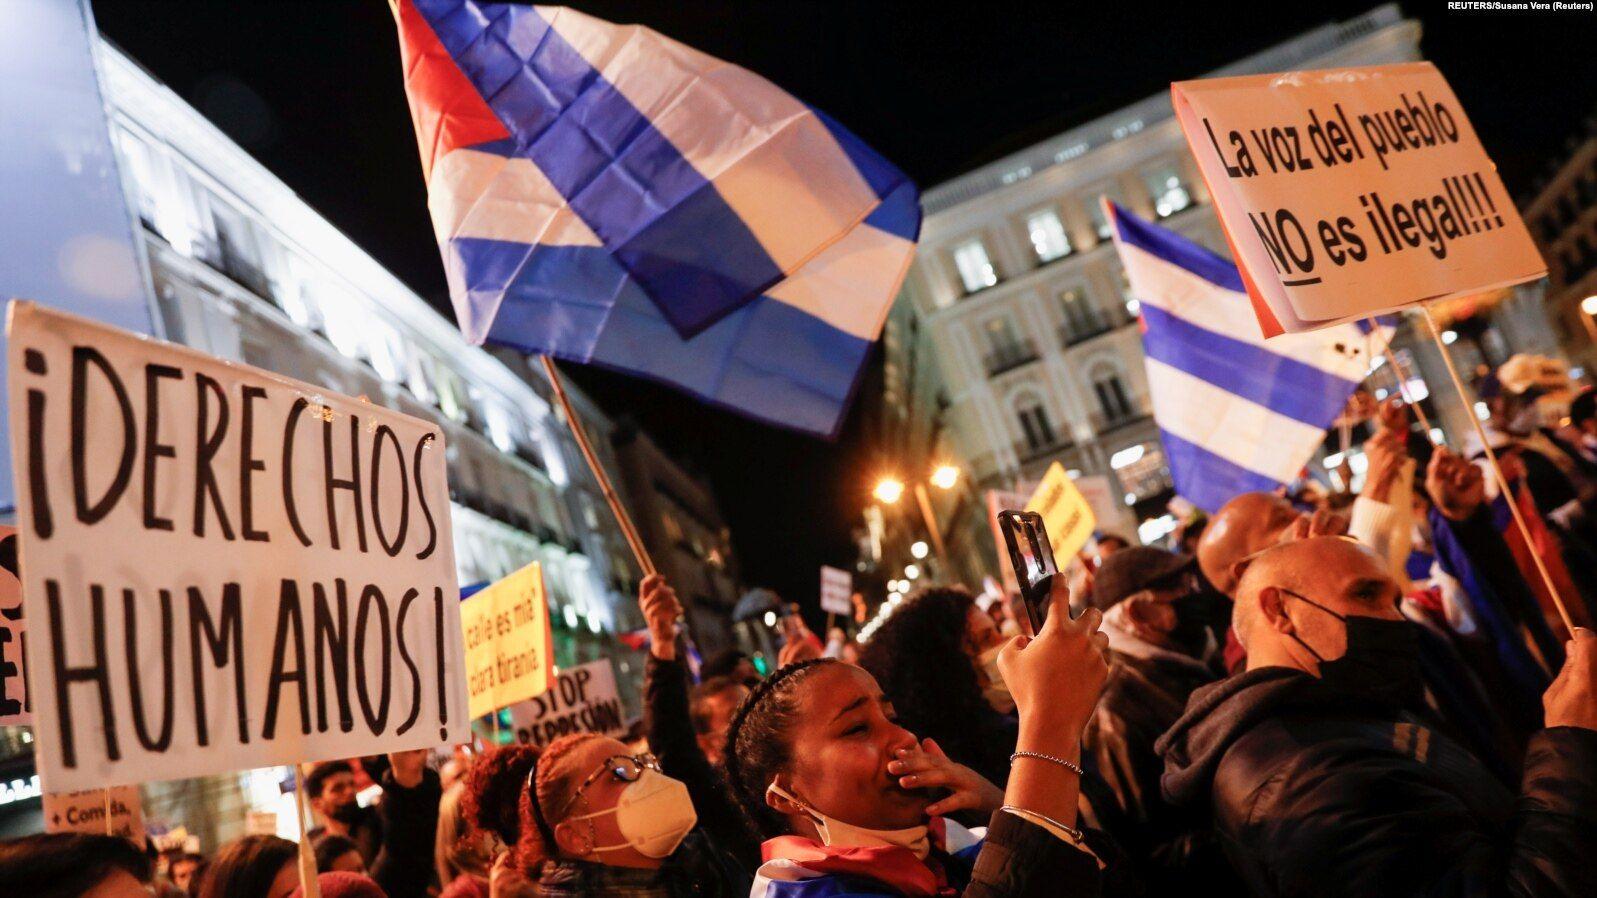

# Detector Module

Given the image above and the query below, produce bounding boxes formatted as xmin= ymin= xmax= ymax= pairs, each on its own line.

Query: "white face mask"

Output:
xmin=976 ymin=644 xmax=1015 ymax=714
xmin=765 ymin=783 xmax=930 ymax=859
xmin=569 ymin=768 xmax=698 ymax=858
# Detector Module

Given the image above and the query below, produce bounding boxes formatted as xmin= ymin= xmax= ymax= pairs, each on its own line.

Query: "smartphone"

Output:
xmin=998 ymin=510 xmax=1062 ymax=635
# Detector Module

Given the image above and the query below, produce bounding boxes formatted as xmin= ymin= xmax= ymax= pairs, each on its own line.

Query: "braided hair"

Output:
xmin=516 ymin=732 xmax=604 ymax=872
xmin=721 ymin=658 xmax=838 ymax=836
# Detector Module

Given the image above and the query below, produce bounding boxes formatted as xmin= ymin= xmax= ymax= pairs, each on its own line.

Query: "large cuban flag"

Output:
xmin=390 ymin=1 xmax=920 ymax=438
xmin=1106 ymin=201 xmax=1391 ymax=513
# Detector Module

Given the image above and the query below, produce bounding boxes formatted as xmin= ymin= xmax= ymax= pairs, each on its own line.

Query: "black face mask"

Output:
xmin=327 ymin=799 xmax=364 ymax=826
xmin=1280 ymin=589 xmax=1423 ymax=708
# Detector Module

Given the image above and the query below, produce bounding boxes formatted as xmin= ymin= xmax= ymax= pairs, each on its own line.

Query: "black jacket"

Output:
xmin=642 ymin=655 xmax=762 ymax=884
xmin=1083 ymin=650 xmax=1235 ymax=892
xmin=373 ymin=766 xmax=443 ymax=898
xmin=965 ymin=811 xmax=1102 ymax=898
xmin=1158 ymin=667 xmax=1597 ymax=898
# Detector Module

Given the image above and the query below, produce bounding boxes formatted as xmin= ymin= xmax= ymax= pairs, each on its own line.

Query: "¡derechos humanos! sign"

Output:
xmin=7 ymin=301 xmax=470 ymax=791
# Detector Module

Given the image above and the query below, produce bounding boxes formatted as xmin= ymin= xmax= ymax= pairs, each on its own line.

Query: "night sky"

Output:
xmin=90 ymin=1 xmax=1597 ymax=611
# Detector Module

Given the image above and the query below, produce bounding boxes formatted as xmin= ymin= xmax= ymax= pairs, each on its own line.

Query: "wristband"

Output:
xmin=1010 ymin=750 xmax=1084 ymax=776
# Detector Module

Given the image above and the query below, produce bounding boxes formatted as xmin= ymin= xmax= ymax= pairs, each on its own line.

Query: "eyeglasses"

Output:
xmin=526 ymin=751 xmax=661 ymax=840
xmin=570 ymin=753 xmax=661 ymax=805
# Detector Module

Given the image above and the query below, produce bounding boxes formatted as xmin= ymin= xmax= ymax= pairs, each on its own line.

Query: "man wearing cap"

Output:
xmin=1080 ymin=545 xmax=1237 ymax=892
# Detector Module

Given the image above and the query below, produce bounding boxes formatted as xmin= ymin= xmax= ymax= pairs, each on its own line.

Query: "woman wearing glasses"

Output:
xmin=510 ymin=734 xmax=734 ymax=897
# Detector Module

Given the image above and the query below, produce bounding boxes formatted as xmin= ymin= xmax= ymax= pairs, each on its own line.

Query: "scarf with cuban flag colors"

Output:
xmin=752 ymin=817 xmax=984 ymax=897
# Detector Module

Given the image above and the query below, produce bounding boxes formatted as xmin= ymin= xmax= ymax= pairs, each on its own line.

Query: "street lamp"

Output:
xmin=873 ymin=477 xmax=906 ymax=505
xmin=1580 ymin=296 xmax=1597 ymax=348
xmin=872 ymin=465 xmax=963 ymax=579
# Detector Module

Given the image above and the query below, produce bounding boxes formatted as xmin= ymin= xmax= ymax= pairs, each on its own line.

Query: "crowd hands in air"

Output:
xmin=6 ymin=359 xmax=1597 ymax=898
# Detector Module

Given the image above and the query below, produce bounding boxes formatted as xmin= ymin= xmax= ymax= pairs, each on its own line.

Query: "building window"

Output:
xmin=1016 ymin=400 xmax=1057 ymax=451
xmin=1088 ymin=193 xmax=1121 ymax=241
xmin=983 ymin=317 xmax=1036 ymax=375
xmin=1025 ymin=210 xmax=1072 ymax=263
xmin=953 ymin=239 xmax=998 ymax=294
xmin=1117 ymin=267 xmax=1139 ymax=316
xmin=1094 ymin=373 xmax=1134 ymax=422
xmin=1058 ymin=288 xmax=1107 ymax=344
xmin=1145 ymin=166 xmax=1192 ymax=218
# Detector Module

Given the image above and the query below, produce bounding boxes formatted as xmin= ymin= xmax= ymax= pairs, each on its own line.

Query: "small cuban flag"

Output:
xmin=390 ymin=1 xmax=920 ymax=438
xmin=1105 ymin=200 xmax=1393 ymax=512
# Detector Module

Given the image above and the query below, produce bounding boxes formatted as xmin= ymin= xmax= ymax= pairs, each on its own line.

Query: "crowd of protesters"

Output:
xmin=4 ymin=355 xmax=1597 ymax=898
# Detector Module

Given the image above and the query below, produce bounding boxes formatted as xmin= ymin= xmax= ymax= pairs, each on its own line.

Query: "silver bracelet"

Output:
xmin=1000 ymin=805 xmax=1084 ymax=843
xmin=1010 ymin=750 xmax=1085 ymax=776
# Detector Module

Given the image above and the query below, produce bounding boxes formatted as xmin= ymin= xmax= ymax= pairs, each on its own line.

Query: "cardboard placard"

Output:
xmin=0 ymin=526 xmax=26 ymax=724
xmin=44 ymin=785 xmax=145 ymax=845
xmin=7 ymin=301 xmax=469 ymax=791
xmin=461 ymin=561 xmax=554 ymax=719
xmin=505 ymin=659 xmax=625 ymax=748
xmin=819 ymin=566 xmax=853 ymax=616
xmin=1172 ymin=62 xmax=1546 ymax=335
xmin=1025 ymin=463 xmax=1097 ymax=566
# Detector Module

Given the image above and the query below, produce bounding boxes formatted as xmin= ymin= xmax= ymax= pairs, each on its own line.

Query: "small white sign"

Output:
xmin=505 ymin=659 xmax=625 ymax=748
xmin=819 ymin=566 xmax=853 ymax=616
xmin=44 ymin=785 xmax=145 ymax=845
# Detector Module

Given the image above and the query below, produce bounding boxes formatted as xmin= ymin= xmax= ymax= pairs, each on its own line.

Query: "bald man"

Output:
xmin=1158 ymin=536 xmax=1597 ymax=898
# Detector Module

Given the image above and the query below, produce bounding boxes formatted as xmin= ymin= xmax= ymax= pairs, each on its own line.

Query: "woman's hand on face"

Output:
xmin=888 ymin=737 xmax=1004 ymax=818
xmin=996 ymin=577 xmax=1108 ymax=753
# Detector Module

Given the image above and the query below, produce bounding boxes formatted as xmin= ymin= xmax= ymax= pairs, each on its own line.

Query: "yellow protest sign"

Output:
xmin=1025 ymin=463 xmax=1096 ymax=566
xmin=1172 ymin=62 xmax=1545 ymax=336
xmin=461 ymin=562 xmax=554 ymax=719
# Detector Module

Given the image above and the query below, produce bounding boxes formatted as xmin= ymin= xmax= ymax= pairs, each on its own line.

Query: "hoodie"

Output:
xmin=1157 ymin=666 xmax=1597 ymax=898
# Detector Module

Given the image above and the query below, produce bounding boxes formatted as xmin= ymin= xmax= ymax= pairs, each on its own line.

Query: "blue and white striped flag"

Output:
xmin=392 ymin=1 xmax=919 ymax=438
xmin=1105 ymin=201 xmax=1390 ymax=512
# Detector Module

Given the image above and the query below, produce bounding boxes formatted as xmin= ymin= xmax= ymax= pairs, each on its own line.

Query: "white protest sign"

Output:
xmin=986 ymin=489 xmax=1030 ymax=596
xmin=506 ymin=659 xmax=625 ymax=748
xmin=7 ymin=301 xmax=469 ymax=791
xmin=44 ymin=785 xmax=145 ymax=844
xmin=245 ymin=810 xmax=279 ymax=836
xmin=151 ymin=825 xmax=189 ymax=852
xmin=1072 ymin=476 xmax=1121 ymax=536
xmin=819 ymin=566 xmax=853 ymax=617
xmin=0 ymin=526 xmax=26 ymax=724
xmin=1172 ymin=62 xmax=1546 ymax=335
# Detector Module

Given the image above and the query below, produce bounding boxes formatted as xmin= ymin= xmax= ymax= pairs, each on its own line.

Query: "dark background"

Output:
xmin=91 ymin=0 xmax=1597 ymax=609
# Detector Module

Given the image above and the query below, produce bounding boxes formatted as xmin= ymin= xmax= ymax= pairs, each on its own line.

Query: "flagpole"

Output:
xmin=538 ymin=356 xmax=657 ymax=578
xmin=1420 ymin=305 xmax=1575 ymax=636
xmin=1371 ymin=322 xmax=1438 ymax=442
xmin=293 ymin=765 xmax=323 ymax=898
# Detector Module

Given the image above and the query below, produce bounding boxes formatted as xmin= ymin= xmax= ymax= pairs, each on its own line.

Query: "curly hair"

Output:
xmin=857 ymin=587 xmax=1002 ymax=780
xmin=461 ymin=744 xmax=540 ymax=847
xmin=515 ymin=732 xmax=606 ymax=872
xmin=720 ymin=658 xmax=838 ymax=836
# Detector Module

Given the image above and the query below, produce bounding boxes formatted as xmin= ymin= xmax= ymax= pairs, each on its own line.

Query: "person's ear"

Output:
xmin=553 ymin=818 xmax=592 ymax=857
xmin=1122 ymin=590 xmax=1165 ymax=635
xmin=1259 ymin=587 xmax=1294 ymax=634
xmin=1228 ymin=557 xmax=1255 ymax=590
xmin=764 ymin=776 xmax=805 ymax=817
